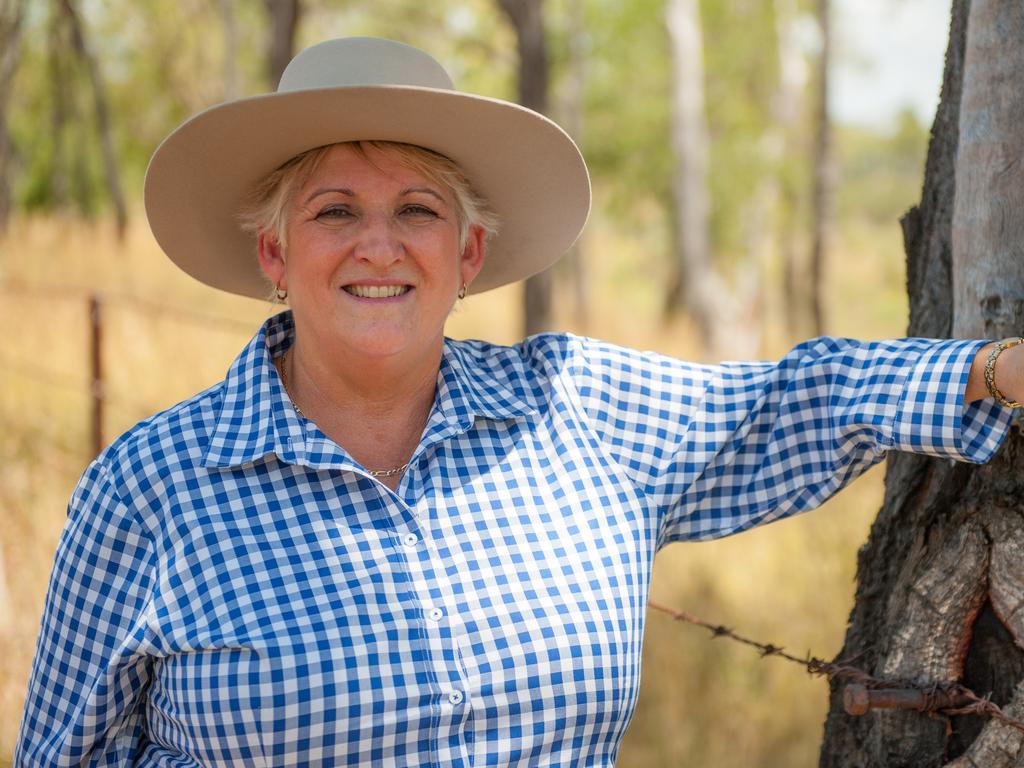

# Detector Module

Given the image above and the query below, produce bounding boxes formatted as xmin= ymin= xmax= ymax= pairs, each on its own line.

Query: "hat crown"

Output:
xmin=278 ymin=37 xmax=455 ymax=93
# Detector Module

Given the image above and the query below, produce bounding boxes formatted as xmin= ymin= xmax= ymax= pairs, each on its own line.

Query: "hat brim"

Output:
xmin=144 ymin=85 xmax=591 ymax=299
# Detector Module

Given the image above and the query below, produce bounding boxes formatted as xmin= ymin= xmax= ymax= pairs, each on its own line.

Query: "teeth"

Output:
xmin=345 ymin=284 xmax=410 ymax=298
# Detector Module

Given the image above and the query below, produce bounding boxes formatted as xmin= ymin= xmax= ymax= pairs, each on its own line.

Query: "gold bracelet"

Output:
xmin=984 ymin=337 xmax=1024 ymax=409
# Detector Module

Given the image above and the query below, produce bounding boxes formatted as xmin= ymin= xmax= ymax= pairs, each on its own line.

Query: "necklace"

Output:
xmin=274 ymin=350 xmax=410 ymax=479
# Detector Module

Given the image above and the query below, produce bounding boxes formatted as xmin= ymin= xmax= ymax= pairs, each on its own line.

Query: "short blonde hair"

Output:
xmin=239 ymin=141 xmax=499 ymax=251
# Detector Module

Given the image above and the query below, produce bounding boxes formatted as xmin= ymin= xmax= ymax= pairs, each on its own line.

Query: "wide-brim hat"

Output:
xmin=144 ymin=37 xmax=591 ymax=298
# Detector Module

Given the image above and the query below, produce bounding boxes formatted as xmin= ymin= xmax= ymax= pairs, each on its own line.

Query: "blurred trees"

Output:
xmin=0 ymin=0 xmax=26 ymax=231
xmin=0 ymin=0 xmax=923 ymax=346
xmin=495 ymin=0 xmax=555 ymax=336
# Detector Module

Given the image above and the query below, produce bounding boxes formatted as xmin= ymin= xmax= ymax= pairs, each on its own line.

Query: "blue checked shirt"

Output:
xmin=16 ymin=312 xmax=1012 ymax=767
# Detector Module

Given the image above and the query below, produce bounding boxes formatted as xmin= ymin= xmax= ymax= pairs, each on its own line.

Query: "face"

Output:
xmin=258 ymin=144 xmax=485 ymax=365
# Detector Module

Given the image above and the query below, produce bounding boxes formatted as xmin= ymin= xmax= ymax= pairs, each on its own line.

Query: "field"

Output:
xmin=0 ymin=201 xmax=909 ymax=765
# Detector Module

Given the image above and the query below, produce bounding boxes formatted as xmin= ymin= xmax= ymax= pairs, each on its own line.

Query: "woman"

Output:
xmin=15 ymin=37 xmax=1023 ymax=766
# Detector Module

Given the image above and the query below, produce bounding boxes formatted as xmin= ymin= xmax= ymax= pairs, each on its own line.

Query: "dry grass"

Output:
xmin=0 ymin=205 xmax=908 ymax=765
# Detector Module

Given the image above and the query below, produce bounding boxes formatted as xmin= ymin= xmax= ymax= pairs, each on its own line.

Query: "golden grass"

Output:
xmin=0 ymin=205 xmax=908 ymax=765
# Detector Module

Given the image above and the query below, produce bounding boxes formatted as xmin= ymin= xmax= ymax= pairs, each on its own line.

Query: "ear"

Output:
xmin=257 ymin=232 xmax=287 ymax=290
xmin=458 ymin=225 xmax=486 ymax=289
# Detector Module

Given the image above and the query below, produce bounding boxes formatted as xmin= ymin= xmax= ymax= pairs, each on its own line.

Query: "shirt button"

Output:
xmin=448 ymin=690 xmax=464 ymax=705
xmin=402 ymin=532 xmax=419 ymax=548
xmin=427 ymin=607 xmax=444 ymax=622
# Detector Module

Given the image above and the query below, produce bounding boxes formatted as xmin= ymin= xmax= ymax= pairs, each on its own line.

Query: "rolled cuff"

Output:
xmin=892 ymin=338 xmax=1014 ymax=463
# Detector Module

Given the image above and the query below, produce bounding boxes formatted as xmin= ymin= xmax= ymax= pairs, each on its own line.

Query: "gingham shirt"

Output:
xmin=17 ymin=312 xmax=1011 ymax=767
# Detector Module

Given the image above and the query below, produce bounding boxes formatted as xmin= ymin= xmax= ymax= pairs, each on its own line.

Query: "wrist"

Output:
xmin=985 ymin=337 xmax=1024 ymax=408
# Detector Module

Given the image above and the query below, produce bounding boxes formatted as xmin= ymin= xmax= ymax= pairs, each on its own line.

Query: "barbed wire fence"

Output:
xmin=0 ymin=282 xmax=256 ymax=466
xmin=3 ymin=284 xmax=1021 ymax=736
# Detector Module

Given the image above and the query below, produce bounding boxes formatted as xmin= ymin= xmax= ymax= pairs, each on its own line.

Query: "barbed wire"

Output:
xmin=0 ymin=281 xmax=261 ymax=335
xmin=648 ymin=600 xmax=1024 ymax=734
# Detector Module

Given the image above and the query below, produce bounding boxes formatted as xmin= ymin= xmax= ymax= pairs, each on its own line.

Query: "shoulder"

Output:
xmin=91 ymin=381 xmax=225 ymax=500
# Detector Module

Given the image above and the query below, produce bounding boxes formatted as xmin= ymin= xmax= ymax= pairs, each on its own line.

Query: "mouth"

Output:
xmin=342 ymin=284 xmax=412 ymax=299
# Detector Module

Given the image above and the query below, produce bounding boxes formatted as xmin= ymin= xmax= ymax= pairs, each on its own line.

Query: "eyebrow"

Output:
xmin=304 ymin=186 xmax=447 ymax=205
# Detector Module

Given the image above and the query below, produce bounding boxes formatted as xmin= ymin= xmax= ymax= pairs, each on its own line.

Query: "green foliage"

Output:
xmin=836 ymin=108 xmax=929 ymax=225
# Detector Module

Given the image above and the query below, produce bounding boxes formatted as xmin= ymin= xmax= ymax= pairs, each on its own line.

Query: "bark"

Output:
xmin=59 ymin=0 xmax=127 ymax=237
xmin=819 ymin=1 xmax=1024 ymax=766
xmin=263 ymin=0 xmax=301 ymax=89
xmin=809 ymin=0 xmax=832 ymax=336
xmin=664 ymin=0 xmax=721 ymax=351
xmin=0 ymin=0 xmax=26 ymax=230
xmin=496 ymin=0 xmax=554 ymax=337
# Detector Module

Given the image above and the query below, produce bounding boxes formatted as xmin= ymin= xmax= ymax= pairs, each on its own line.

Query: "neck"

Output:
xmin=281 ymin=328 xmax=442 ymax=478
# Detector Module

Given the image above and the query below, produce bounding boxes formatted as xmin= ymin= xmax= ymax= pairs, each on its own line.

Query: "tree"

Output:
xmin=809 ymin=0 xmax=832 ymax=335
xmin=819 ymin=1 xmax=1024 ymax=765
xmin=663 ymin=0 xmax=718 ymax=348
xmin=495 ymin=0 xmax=554 ymax=337
xmin=264 ymin=0 xmax=301 ymax=88
xmin=0 ymin=0 xmax=26 ymax=231
xmin=60 ymin=0 xmax=127 ymax=236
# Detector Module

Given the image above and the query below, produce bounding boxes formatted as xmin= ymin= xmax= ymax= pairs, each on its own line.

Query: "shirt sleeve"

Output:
xmin=15 ymin=460 xmax=157 ymax=767
xmin=567 ymin=335 xmax=1013 ymax=546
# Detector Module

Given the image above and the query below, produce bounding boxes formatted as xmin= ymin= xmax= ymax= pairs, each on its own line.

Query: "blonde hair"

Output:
xmin=239 ymin=141 xmax=499 ymax=251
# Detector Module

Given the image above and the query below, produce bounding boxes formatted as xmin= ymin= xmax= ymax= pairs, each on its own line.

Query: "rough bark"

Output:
xmin=0 ymin=0 xmax=26 ymax=231
xmin=59 ymin=0 xmax=127 ymax=237
xmin=495 ymin=0 xmax=554 ymax=337
xmin=263 ymin=0 xmax=300 ymax=88
xmin=819 ymin=1 xmax=1024 ymax=766
xmin=664 ymin=0 xmax=721 ymax=351
xmin=809 ymin=0 xmax=832 ymax=336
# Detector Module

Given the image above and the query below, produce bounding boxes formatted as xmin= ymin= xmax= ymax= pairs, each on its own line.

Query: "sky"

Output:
xmin=832 ymin=0 xmax=953 ymax=129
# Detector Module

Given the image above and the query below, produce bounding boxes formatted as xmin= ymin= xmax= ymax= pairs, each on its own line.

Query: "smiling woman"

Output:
xmin=13 ymin=36 xmax=1023 ymax=768
xmin=253 ymin=142 xmax=489 ymax=487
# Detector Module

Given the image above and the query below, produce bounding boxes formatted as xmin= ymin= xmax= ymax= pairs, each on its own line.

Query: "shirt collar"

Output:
xmin=202 ymin=312 xmax=540 ymax=470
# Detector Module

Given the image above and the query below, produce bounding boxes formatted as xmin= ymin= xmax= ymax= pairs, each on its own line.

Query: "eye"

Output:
xmin=316 ymin=205 xmax=353 ymax=220
xmin=400 ymin=204 xmax=439 ymax=218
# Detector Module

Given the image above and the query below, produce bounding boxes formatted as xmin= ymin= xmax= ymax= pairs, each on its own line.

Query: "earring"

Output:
xmin=458 ymin=283 xmax=467 ymax=300
xmin=275 ymin=284 xmax=288 ymax=302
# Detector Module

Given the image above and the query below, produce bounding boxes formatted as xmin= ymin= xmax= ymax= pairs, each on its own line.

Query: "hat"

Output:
xmin=144 ymin=37 xmax=591 ymax=298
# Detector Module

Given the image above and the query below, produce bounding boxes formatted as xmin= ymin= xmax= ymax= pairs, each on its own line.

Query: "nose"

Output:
xmin=353 ymin=210 xmax=404 ymax=267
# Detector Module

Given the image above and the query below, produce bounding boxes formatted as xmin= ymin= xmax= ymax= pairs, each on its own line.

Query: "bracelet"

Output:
xmin=984 ymin=337 xmax=1024 ymax=409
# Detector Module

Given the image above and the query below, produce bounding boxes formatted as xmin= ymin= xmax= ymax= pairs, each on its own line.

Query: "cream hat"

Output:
xmin=144 ymin=37 xmax=591 ymax=298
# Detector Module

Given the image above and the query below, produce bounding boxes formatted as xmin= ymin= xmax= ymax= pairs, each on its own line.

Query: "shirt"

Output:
xmin=16 ymin=311 xmax=1012 ymax=767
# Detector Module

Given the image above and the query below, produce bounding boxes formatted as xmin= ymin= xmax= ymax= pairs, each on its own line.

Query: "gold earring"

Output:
xmin=275 ymin=284 xmax=288 ymax=302
xmin=458 ymin=283 xmax=467 ymax=300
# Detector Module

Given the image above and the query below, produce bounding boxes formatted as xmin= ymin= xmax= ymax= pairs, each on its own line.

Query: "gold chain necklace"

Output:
xmin=274 ymin=350 xmax=410 ymax=479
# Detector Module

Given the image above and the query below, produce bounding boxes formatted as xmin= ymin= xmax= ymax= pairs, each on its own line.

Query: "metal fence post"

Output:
xmin=89 ymin=293 xmax=103 ymax=456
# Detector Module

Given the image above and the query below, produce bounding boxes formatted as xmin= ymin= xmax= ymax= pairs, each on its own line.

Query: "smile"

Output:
xmin=343 ymin=284 xmax=411 ymax=298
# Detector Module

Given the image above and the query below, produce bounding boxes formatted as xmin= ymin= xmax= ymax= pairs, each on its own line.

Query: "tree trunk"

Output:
xmin=819 ymin=1 xmax=1024 ymax=766
xmin=664 ymin=0 xmax=722 ymax=353
xmin=218 ymin=0 xmax=241 ymax=100
xmin=0 ymin=0 xmax=26 ymax=231
xmin=561 ymin=0 xmax=588 ymax=331
xmin=809 ymin=0 xmax=832 ymax=336
xmin=496 ymin=0 xmax=553 ymax=337
xmin=48 ymin=8 xmax=70 ymax=210
xmin=59 ymin=0 xmax=127 ymax=237
xmin=773 ymin=0 xmax=807 ymax=337
xmin=263 ymin=0 xmax=301 ymax=89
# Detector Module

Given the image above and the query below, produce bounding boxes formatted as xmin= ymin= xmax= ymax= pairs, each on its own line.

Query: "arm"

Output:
xmin=15 ymin=461 xmax=156 ymax=767
xmin=564 ymin=335 xmax=1014 ymax=545
xmin=964 ymin=339 xmax=1024 ymax=405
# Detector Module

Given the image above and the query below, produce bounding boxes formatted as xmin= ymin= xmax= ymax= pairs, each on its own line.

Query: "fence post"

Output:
xmin=89 ymin=293 xmax=103 ymax=456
